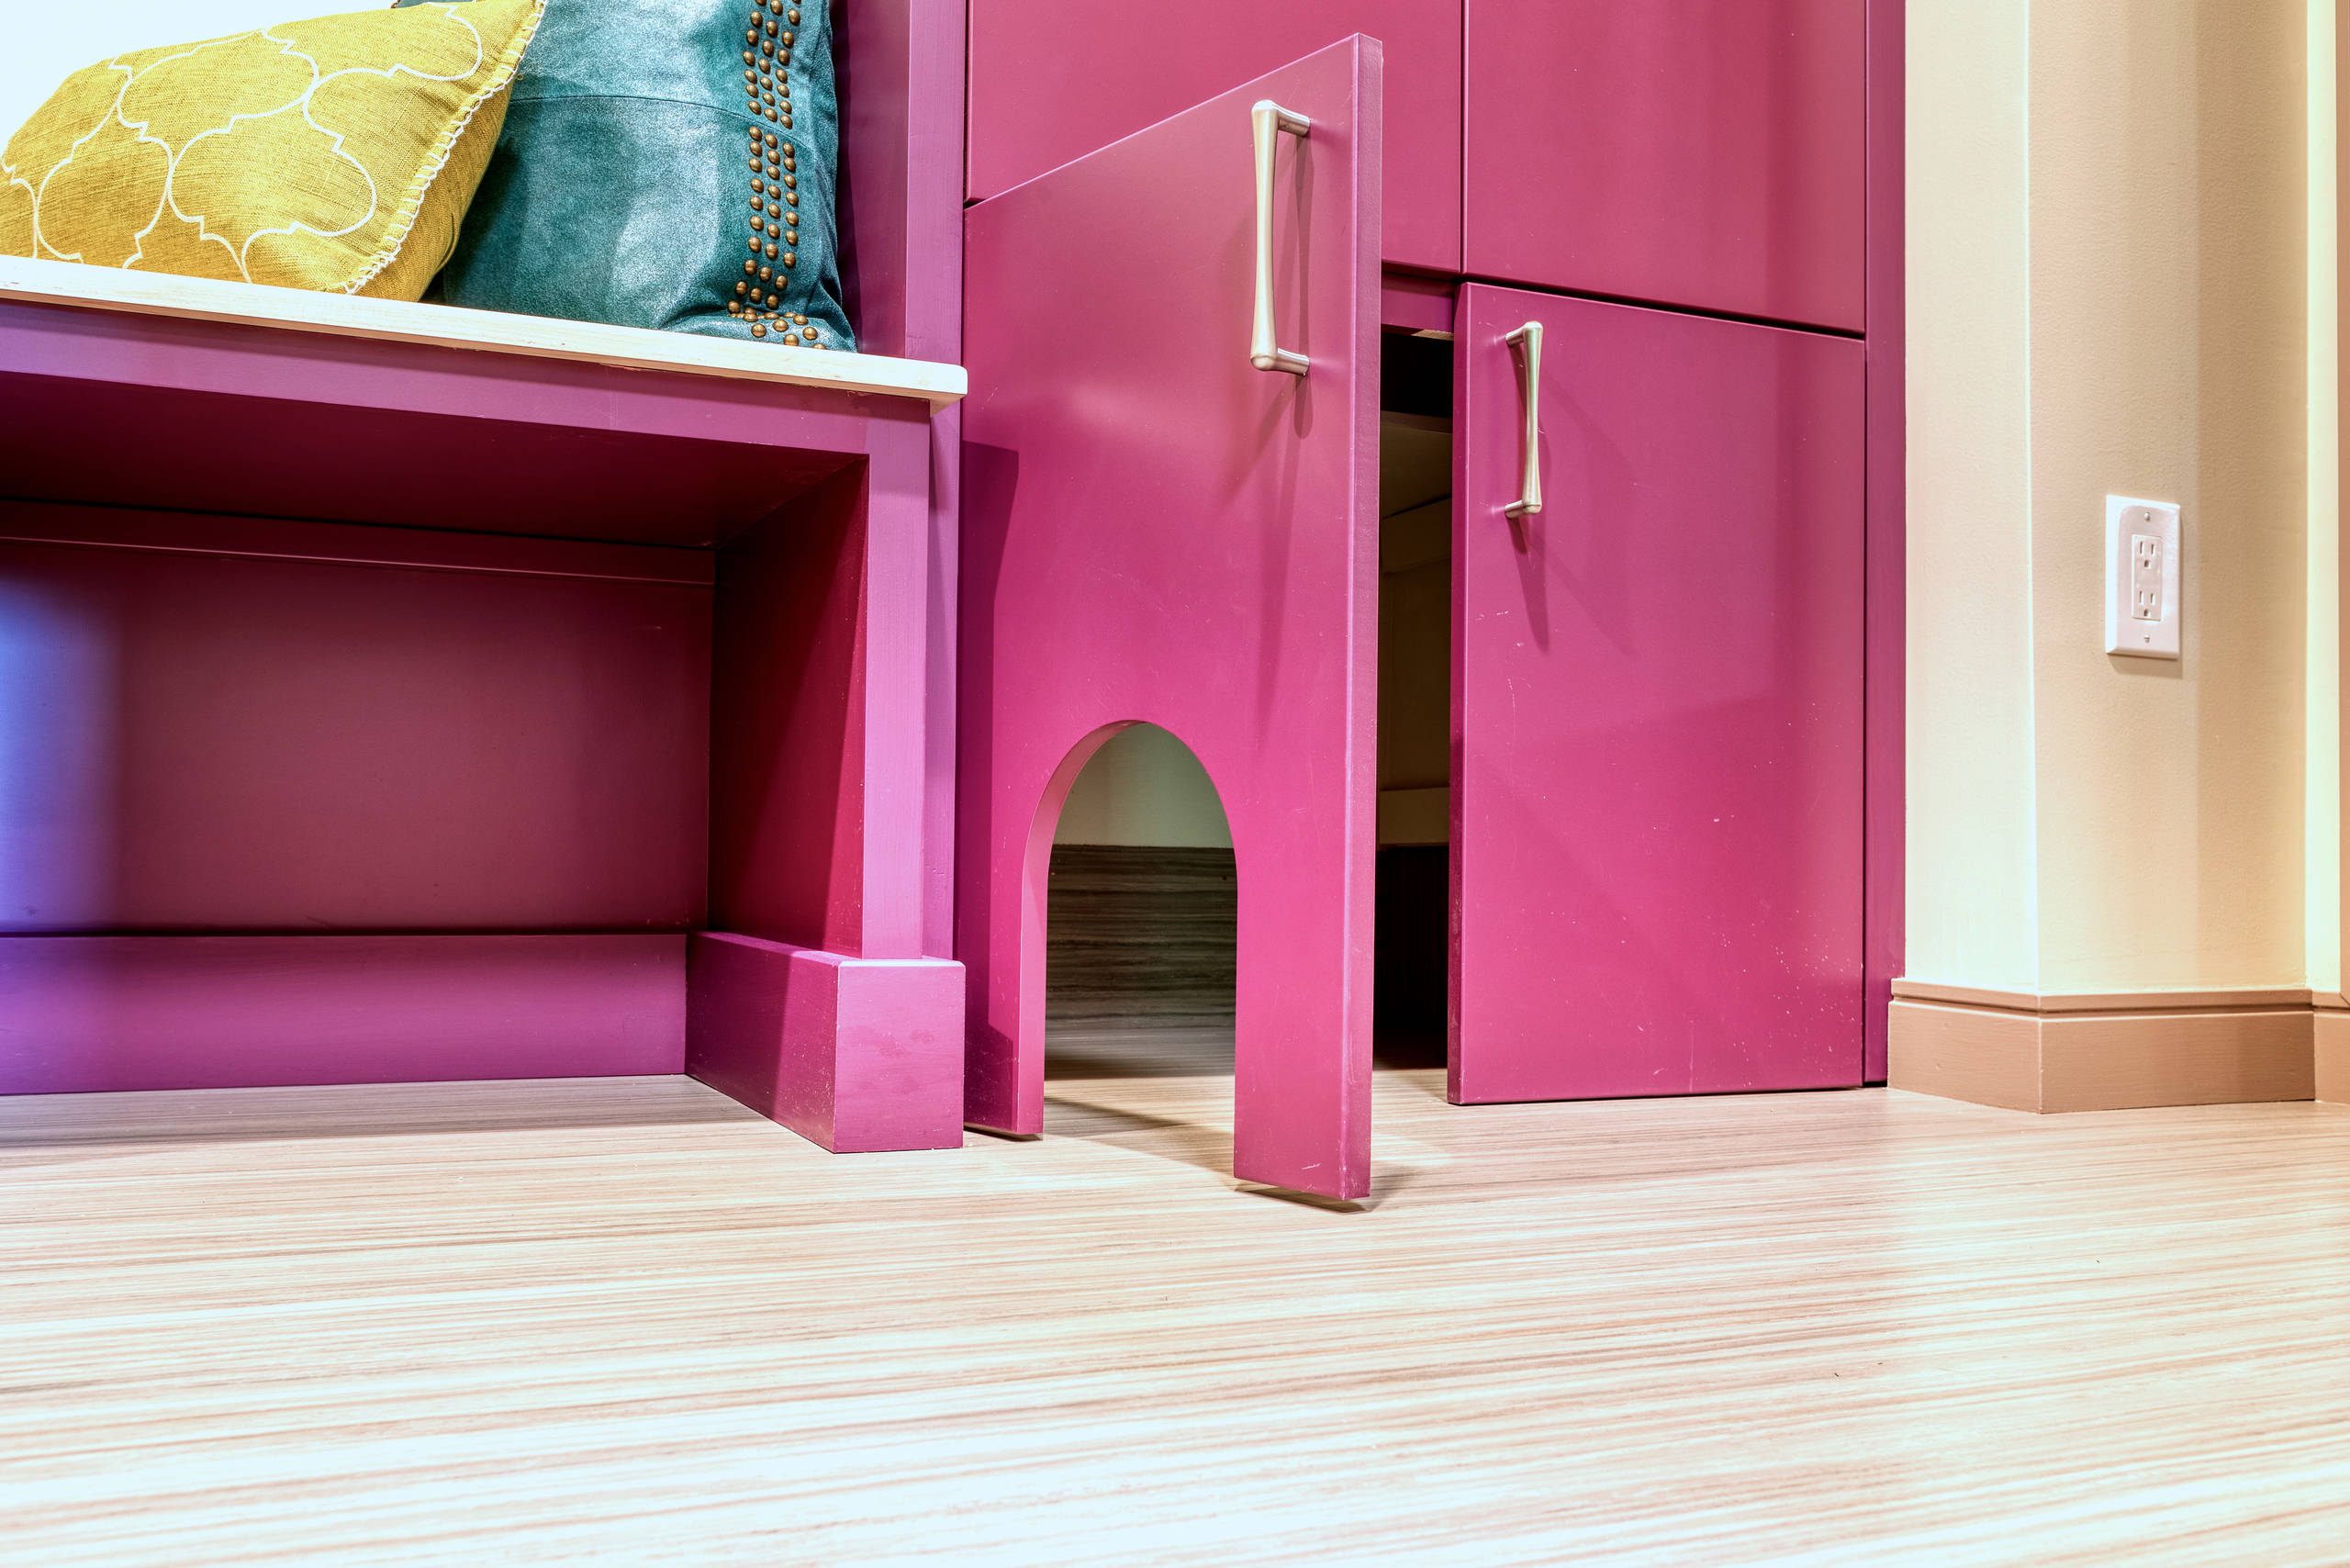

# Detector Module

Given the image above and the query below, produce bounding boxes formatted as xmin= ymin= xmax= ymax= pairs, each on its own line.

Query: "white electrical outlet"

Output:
xmin=2105 ymin=495 xmax=2180 ymax=659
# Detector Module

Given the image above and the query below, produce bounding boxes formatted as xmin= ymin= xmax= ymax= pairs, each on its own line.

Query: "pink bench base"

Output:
xmin=1 ymin=932 xmax=968 ymax=1158
xmin=686 ymin=933 xmax=965 ymax=1153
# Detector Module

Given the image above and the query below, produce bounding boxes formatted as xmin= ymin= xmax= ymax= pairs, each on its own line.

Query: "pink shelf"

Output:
xmin=0 ymin=0 xmax=972 ymax=1152
xmin=0 ymin=257 xmax=957 ymax=546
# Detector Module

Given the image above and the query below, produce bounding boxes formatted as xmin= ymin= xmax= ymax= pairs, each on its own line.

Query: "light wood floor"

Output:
xmin=6 ymin=1058 xmax=2349 ymax=1565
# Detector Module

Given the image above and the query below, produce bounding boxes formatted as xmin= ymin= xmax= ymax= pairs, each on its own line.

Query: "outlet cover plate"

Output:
xmin=2105 ymin=495 xmax=2181 ymax=659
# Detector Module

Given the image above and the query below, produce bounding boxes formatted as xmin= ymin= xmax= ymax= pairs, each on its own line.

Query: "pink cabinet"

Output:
xmin=953 ymin=0 xmax=1900 ymax=1173
xmin=958 ymin=16 xmax=1892 ymax=1170
xmin=972 ymin=1 xmax=1868 ymax=328
xmin=966 ymin=0 xmax=1460 ymax=274
xmin=1449 ymin=285 xmax=1867 ymax=1101
xmin=1462 ymin=0 xmax=1868 ymax=330
xmin=961 ymin=39 xmax=1382 ymax=1198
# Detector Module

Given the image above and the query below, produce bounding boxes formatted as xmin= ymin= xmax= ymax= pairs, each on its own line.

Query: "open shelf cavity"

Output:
xmin=2 ymin=256 xmax=947 ymax=1108
xmin=1374 ymin=330 xmax=1453 ymax=1057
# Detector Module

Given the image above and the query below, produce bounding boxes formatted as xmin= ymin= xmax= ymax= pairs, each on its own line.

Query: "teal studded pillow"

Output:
xmin=395 ymin=0 xmax=852 ymax=351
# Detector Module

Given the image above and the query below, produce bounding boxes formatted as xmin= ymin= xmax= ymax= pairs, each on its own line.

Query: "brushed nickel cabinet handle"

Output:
xmin=1504 ymin=321 xmax=1543 ymax=519
xmin=1249 ymin=99 xmax=1312 ymax=375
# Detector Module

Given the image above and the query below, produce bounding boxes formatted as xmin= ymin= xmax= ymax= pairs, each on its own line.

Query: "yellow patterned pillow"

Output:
xmin=0 ymin=1 xmax=543 ymax=299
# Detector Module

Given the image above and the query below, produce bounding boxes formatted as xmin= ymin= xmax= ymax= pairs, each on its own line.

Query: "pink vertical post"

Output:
xmin=837 ymin=0 xmax=967 ymax=960
xmin=682 ymin=1 xmax=969 ymax=1145
xmin=692 ymin=407 xmax=964 ymax=1141
xmin=1863 ymin=0 xmax=1905 ymax=1081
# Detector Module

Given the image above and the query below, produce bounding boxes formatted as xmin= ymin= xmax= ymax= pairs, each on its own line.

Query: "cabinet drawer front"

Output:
xmin=968 ymin=0 xmax=1460 ymax=274
xmin=1464 ymin=0 xmax=1866 ymax=330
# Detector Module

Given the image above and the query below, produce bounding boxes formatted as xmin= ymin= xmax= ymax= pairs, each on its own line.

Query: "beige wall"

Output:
xmin=2311 ymin=0 xmax=2339 ymax=995
xmin=1905 ymin=0 xmax=2042 ymax=991
xmin=1909 ymin=0 xmax=2319 ymax=996
xmin=1054 ymin=724 xmax=1234 ymax=849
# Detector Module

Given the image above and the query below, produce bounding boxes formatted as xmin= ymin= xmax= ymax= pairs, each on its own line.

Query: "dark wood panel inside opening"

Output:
xmin=1045 ymin=844 xmax=1235 ymax=1079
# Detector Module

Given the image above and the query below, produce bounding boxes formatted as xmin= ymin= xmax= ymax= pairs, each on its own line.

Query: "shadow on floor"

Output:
xmin=1043 ymin=1016 xmax=1430 ymax=1208
xmin=0 ymin=1074 xmax=754 ymax=1150
xmin=1041 ymin=1091 xmax=1234 ymax=1172
xmin=1044 ymin=1017 xmax=1236 ymax=1080
xmin=1046 ymin=1022 xmax=1449 ymax=1078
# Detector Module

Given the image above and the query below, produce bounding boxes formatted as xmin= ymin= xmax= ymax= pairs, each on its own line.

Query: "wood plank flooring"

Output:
xmin=5 ymin=1061 xmax=2349 ymax=1564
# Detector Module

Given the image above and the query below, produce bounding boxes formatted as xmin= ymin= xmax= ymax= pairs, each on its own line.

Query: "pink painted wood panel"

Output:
xmin=1863 ymin=0 xmax=1905 ymax=1082
xmin=960 ymin=40 xmax=1382 ymax=1199
xmin=1450 ymin=285 xmax=1865 ymax=1103
xmin=1462 ymin=0 xmax=1866 ymax=332
xmin=0 ymin=500 xmax=715 ymax=588
xmin=0 ymin=301 xmax=913 ymax=545
xmin=0 ymin=934 xmax=686 ymax=1093
xmin=855 ymin=412 xmax=940 ymax=963
xmin=0 ymin=523 xmax=709 ymax=934
xmin=828 ymin=0 xmax=968 ymax=959
xmin=923 ymin=400 xmax=962 ymax=960
xmin=707 ymin=420 xmax=934 ymax=965
xmin=686 ymin=933 xmax=964 ymax=1152
xmin=836 ymin=0 xmax=966 ymax=365
xmin=710 ymin=468 xmax=872 ymax=958
xmin=967 ymin=1 xmax=1454 ymax=274
xmin=1381 ymin=272 xmax=1456 ymax=336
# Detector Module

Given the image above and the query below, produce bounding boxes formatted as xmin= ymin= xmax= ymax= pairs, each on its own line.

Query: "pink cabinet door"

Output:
xmin=960 ymin=39 xmax=1382 ymax=1198
xmin=1462 ymin=0 xmax=1866 ymax=332
xmin=1450 ymin=284 xmax=1865 ymax=1103
xmin=967 ymin=0 xmax=1458 ymax=274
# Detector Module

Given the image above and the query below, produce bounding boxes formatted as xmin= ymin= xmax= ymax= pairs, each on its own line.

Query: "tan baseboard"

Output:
xmin=1889 ymin=982 xmax=2319 ymax=1113
xmin=2317 ymin=1008 xmax=2350 ymax=1104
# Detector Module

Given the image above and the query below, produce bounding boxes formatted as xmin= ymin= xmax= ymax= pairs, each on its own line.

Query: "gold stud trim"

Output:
xmin=737 ymin=15 xmax=817 ymax=345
